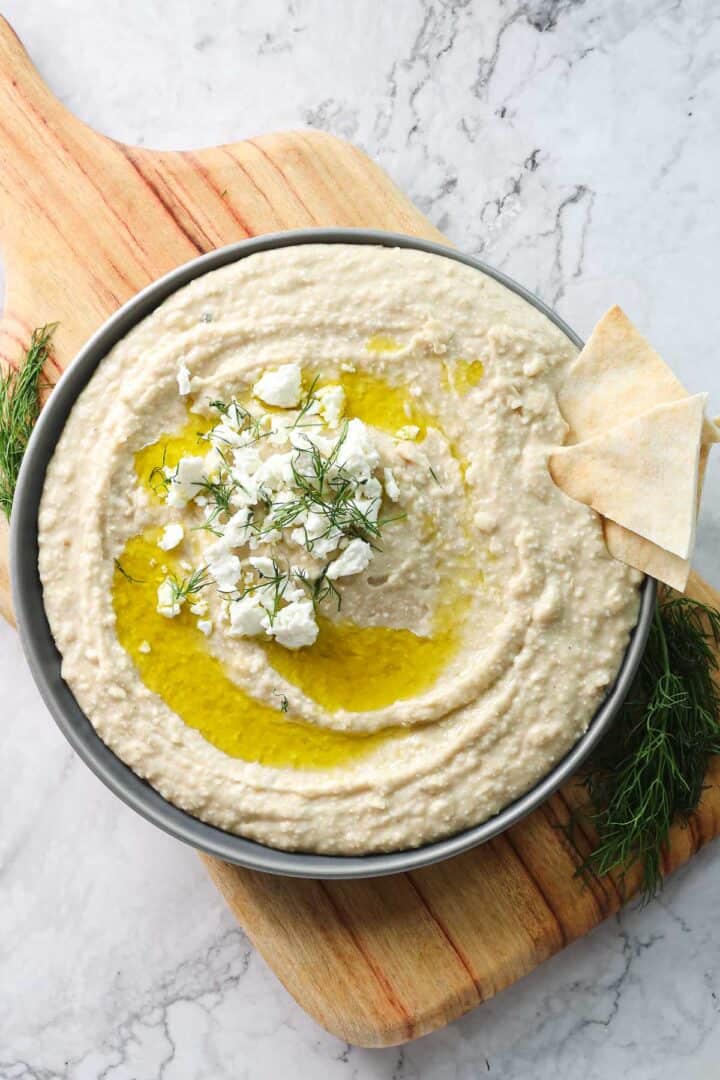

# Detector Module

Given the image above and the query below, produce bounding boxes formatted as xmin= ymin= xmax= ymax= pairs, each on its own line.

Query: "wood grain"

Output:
xmin=1 ymin=15 xmax=717 ymax=1049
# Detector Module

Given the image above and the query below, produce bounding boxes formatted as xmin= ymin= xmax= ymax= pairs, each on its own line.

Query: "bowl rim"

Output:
xmin=10 ymin=227 xmax=656 ymax=879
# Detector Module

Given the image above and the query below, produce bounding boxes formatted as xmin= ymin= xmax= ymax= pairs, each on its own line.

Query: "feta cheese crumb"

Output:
xmin=396 ymin=424 xmax=420 ymax=441
xmin=227 ymin=595 xmax=271 ymax=638
xmin=158 ymin=523 xmax=184 ymax=551
xmin=383 ymin=467 xmax=401 ymax=502
xmin=197 ymin=619 xmax=214 ymax=636
xmin=271 ymin=599 xmax=319 ymax=649
xmin=253 ymin=364 xmax=303 ymax=408
xmin=138 ymin=640 xmax=152 ymax=654
xmin=206 ymin=552 xmax=242 ymax=593
xmin=249 ymin=556 xmax=276 ymax=579
xmin=326 ymin=538 xmax=373 ymax=580
xmin=334 ymin=418 xmax=380 ymax=480
xmin=290 ymin=510 xmax=343 ymax=559
xmin=177 ymin=361 xmax=193 ymax=396
xmin=189 ymin=599 xmax=208 ymax=616
xmin=156 ymin=578 xmax=182 ymax=618
xmin=166 ymin=456 xmax=206 ymax=508
xmin=316 ymin=384 xmax=345 ymax=428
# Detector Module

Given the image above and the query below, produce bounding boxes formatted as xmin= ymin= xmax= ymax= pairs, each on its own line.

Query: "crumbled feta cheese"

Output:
xmin=197 ymin=619 xmax=214 ymax=636
xmin=290 ymin=510 xmax=343 ymax=558
xmin=228 ymin=470 xmax=260 ymax=509
xmin=189 ymin=599 xmax=208 ymax=616
xmin=206 ymin=551 xmax=242 ymax=593
xmin=203 ymin=448 xmax=226 ymax=482
xmin=227 ymin=594 xmax=271 ymax=637
xmin=284 ymin=574 xmax=307 ymax=603
xmin=334 ymin=418 xmax=380 ymax=480
xmin=265 ymin=487 xmax=306 ymax=531
xmin=249 ymin=528 xmax=281 ymax=549
xmin=254 ymin=452 xmax=295 ymax=492
xmin=156 ymin=578 xmax=182 ymax=618
xmin=209 ymin=421 xmax=248 ymax=450
xmin=232 ymin=446 xmax=262 ymax=475
xmin=270 ymin=599 xmax=318 ymax=649
xmin=138 ymin=640 xmax=152 ymax=654
xmin=268 ymin=414 xmax=295 ymax=447
xmin=253 ymin=364 xmax=303 ymax=408
xmin=158 ymin=523 xmax=184 ymax=551
xmin=316 ymin=384 xmax=345 ymax=428
xmin=249 ymin=556 xmax=276 ymax=579
xmin=383 ymin=467 xmax=401 ymax=502
xmin=355 ymin=477 xmax=382 ymax=523
xmin=221 ymin=507 xmax=254 ymax=548
xmin=166 ymin=456 xmax=206 ymax=508
xmin=397 ymin=425 xmax=420 ymax=441
xmin=177 ymin=361 xmax=192 ymax=396
xmin=326 ymin=538 xmax=373 ymax=580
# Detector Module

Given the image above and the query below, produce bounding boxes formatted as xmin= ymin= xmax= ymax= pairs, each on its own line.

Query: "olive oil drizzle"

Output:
xmin=118 ymin=365 xmax=477 ymax=768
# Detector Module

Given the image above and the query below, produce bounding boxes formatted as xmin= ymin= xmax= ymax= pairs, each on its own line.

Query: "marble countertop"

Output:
xmin=2 ymin=2 xmax=720 ymax=1076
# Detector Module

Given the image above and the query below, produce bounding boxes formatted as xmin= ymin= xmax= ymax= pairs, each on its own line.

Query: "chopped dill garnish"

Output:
xmin=0 ymin=324 xmax=57 ymax=519
xmin=149 ymin=445 xmax=174 ymax=496
xmin=113 ymin=558 xmax=145 ymax=584
xmin=194 ymin=474 xmax=238 ymax=520
xmin=294 ymin=564 xmax=342 ymax=612
xmin=577 ymin=593 xmax=720 ymax=903
xmin=429 ymin=465 xmax=440 ymax=484
xmin=240 ymin=558 xmax=291 ymax=624
xmin=273 ymin=691 xmax=290 ymax=713
xmin=169 ymin=566 xmax=210 ymax=603
xmin=263 ymin=422 xmax=389 ymax=550
xmin=291 ymin=375 xmax=322 ymax=429
xmin=208 ymin=398 xmax=270 ymax=447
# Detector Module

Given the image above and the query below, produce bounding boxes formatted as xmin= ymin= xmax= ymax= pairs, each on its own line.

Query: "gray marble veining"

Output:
xmin=2 ymin=2 xmax=719 ymax=1076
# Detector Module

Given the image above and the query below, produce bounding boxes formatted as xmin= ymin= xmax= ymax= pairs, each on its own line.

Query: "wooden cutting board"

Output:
xmin=2 ymin=17 xmax=719 ymax=1048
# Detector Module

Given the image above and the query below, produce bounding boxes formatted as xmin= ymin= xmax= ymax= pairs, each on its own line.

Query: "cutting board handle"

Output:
xmin=0 ymin=17 xmax=90 ymax=219
xmin=0 ymin=17 xmax=111 ymax=366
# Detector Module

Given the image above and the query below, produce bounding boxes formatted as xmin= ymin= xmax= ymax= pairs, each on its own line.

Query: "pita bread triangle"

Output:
xmin=559 ymin=306 xmax=719 ymax=445
xmin=602 ymin=441 xmax=713 ymax=591
xmin=549 ymin=393 xmax=705 ymax=560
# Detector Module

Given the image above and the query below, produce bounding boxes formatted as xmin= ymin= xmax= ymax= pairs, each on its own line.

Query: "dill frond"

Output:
xmin=580 ymin=593 xmax=720 ymax=903
xmin=0 ymin=324 xmax=57 ymax=519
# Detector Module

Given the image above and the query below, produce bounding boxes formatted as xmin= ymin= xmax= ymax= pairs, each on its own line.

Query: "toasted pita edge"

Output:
xmin=549 ymin=394 xmax=705 ymax=560
xmin=598 ymin=440 xmax=712 ymax=592
xmin=603 ymin=521 xmax=690 ymax=592
xmin=558 ymin=306 xmax=688 ymax=442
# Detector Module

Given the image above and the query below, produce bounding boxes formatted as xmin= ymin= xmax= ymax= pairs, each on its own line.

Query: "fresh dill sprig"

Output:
xmin=169 ymin=566 xmax=210 ymax=603
xmin=274 ymin=692 xmax=289 ymax=713
xmin=271 ymin=424 xmax=392 ymax=548
xmin=209 ymin=398 xmax=270 ymax=447
xmin=290 ymin=375 xmax=322 ymax=429
xmin=578 ymin=593 xmax=720 ymax=903
xmin=0 ymin=324 xmax=57 ymax=519
xmin=195 ymin=474 xmax=238 ymax=520
xmin=240 ymin=558 xmax=291 ymax=625
xmin=113 ymin=558 xmax=145 ymax=584
xmin=149 ymin=445 xmax=174 ymax=497
xmin=294 ymin=564 xmax=342 ymax=612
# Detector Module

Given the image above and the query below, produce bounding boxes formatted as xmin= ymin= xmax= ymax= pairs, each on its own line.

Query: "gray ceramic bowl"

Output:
xmin=11 ymin=228 xmax=655 ymax=878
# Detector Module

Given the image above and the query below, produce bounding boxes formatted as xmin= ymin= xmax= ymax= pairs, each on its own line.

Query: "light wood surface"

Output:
xmin=1 ymin=16 xmax=718 ymax=1049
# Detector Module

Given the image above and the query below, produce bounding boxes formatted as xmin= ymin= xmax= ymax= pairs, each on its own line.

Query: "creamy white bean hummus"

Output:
xmin=38 ymin=245 xmax=641 ymax=854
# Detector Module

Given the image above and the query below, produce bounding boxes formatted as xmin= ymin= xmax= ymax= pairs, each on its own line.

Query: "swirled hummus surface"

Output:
xmin=38 ymin=245 xmax=641 ymax=853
